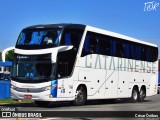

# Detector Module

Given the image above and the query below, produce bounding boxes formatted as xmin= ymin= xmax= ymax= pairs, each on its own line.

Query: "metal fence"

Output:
xmin=0 ymin=80 xmax=10 ymax=99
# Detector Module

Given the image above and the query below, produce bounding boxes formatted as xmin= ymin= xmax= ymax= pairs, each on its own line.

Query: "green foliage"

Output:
xmin=6 ymin=50 xmax=14 ymax=61
xmin=0 ymin=50 xmax=14 ymax=61
xmin=0 ymin=98 xmax=33 ymax=104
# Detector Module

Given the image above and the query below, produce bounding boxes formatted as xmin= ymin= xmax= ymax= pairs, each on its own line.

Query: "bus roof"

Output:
xmin=24 ymin=23 xmax=86 ymax=30
xmin=24 ymin=23 xmax=158 ymax=47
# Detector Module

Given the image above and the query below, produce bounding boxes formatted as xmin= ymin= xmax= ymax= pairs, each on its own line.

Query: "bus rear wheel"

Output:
xmin=130 ymin=88 xmax=138 ymax=103
xmin=138 ymin=89 xmax=146 ymax=102
xmin=73 ymin=86 xmax=87 ymax=106
xmin=34 ymin=101 xmax=51 ymax=107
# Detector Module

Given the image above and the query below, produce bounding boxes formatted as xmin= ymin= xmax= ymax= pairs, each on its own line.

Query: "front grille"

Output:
xmin=14 ymin=87 xmax=45 ymax=93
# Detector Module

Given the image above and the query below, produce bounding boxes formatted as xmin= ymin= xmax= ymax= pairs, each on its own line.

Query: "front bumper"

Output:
xmin=11 ymin=88 xmax=74 ymax=102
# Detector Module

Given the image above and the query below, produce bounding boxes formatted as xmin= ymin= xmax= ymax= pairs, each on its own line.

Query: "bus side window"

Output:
xmin=130 ymin=43 xmax=135 ymax=59
xmin=112 ymin=40 xmax=117 ymax=56
xmin=135 ymin=44 xmax=142 ymax=60
xmin=60 ymin=29 xmax=82 ymax=50
xmin=125 ymin=42 xmax=130 ymax=58
xmin=116 ymin=40 xmax=124 ymax=57
xmin=150 ymin=47 xmax=158 ymax=62
xmin=89 ymin=36 xmax=97 ymax=54
xmin=81 ymin=35 xmax=90 ymax=56
xmin=112 ymin=38 xmax=124 ymax=57
xmin=70 ymin=33 xmax=81 ymax=50
xmin=64 ymin=33 xmax=71 ymax=45
xmin=141 ymin=45 xmax=146 ymax=61
xmin=146 ymin=47 xmax=150 ymax=62
xmin=150 ymin=48 xmax=154 ymax=62
xmin=98 ymin=35 xmax=112 ymax=56
xmin=81 ymin=32 xmax=98 ymax=56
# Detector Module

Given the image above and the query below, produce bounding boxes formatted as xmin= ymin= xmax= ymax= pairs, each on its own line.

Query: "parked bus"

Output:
xmin=3 ymin=24 xmax=159 ymax=106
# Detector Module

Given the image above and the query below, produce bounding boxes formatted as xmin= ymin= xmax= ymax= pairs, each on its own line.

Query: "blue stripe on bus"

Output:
xmin=51 ymin=80 xmax=58 ymax=98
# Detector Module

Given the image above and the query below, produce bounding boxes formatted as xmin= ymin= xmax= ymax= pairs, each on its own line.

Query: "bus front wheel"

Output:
xmin=73 ymin=86 xmax=87 ymax=106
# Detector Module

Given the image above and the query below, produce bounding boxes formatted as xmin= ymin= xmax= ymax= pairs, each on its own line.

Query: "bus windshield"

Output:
xmin=12 ymin=54 xmax=55 ymax=81
xmin=16 ymin=29 xmax=61 ymax=49
xmin=13 ymin=28 xmax=84 ymax=81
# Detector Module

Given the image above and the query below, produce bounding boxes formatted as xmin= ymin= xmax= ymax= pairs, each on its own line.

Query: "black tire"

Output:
xmin=34 ymin=101 xmax=51 ymax=107
xmin=130 ymin=88 xmax=139 ymax=103
xmin=138 ymin=89 xmax=146 ymax=102
xmin=73 ymin=86 xmax=87 ymax=106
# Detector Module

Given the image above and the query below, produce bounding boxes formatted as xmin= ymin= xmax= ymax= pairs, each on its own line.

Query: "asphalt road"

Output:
xmin=1 ymin=94 xmax=160 ymax=111
xmin=0 ymin=94 xmax=160 ymax=120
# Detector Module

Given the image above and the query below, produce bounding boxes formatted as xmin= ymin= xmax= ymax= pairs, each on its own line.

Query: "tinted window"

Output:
xmin=98 ymin=35 xmax=112 ymax=55
xmin=125 ymin=42 xmax=130 ymax=58
xmin=81 ymin=32 xmax=98 ymax=56
xmin=116 ymin=40 xmax=124 ymax=57
xmin=12 ymin=54 xmax=55 ymax=83
xmin=141 ymin=45 xmax=146 ymax=61
xmin=135 ymin=44 xmax=142 ymax=60
xmin=16 ymin=29 xmax=61 ymax=49
xmin=146 ymin=47 xmax=150 ymax=61
xmin=60 ymin=29 xmax=83 ymax=51
xmin=112 ymin=40 xmax=117 ymax=56
xmin=130 ymin=43 xmax=135 ymax=59
xmin=81 ymin=31 xmax=158 ymax=62
xmin=150 ymin=47 xmax=158 ymax=62
xmin=57 ymin=29 xmax=84 ymax=78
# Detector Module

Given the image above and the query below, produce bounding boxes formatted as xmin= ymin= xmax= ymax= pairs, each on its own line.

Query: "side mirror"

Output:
xmin=2 ymin=47 xmax=15 ymax=62
xmin=51 ymin=46 xmax=73 ymax=63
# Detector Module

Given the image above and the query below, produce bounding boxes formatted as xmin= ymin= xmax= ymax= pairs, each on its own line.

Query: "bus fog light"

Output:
xmin=49 ymin=95 xmax=52 ymax=98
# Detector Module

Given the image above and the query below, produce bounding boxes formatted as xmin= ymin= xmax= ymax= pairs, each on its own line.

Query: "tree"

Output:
xmin=6 ymin=50 xmax=14 ymax=61
xmin=0 ymin=50 xmax=14 ymax=61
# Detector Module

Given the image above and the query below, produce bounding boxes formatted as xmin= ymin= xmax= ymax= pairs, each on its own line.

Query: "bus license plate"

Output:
xmin=24 ymin=95 xmax=32 ymax=99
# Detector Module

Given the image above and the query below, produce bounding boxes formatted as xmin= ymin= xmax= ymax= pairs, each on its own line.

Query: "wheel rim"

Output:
xmin=140 ymin=90 xmax=145 ymax=99
xmin=75 ymin=90 xmax=84 ymax=103
xmin=133 ymin=90 xmax=138 ymax=100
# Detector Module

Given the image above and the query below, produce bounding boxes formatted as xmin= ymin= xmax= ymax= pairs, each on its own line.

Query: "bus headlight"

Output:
xmin=11 ymin=85 xmax=17 ymax=89
xmin=44 ymin=86 xmax=51 ymax=90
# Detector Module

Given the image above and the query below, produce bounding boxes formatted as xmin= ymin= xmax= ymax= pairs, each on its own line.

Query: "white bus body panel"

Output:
xmin=11 ymin=79 xmax=75 ymax=101
xmin=76 ymin=53 xmax=158 ymax=100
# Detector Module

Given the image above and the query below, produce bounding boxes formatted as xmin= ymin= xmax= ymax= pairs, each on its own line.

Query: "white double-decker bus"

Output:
xmin=3 ymin=24 xmax=158 ymax=106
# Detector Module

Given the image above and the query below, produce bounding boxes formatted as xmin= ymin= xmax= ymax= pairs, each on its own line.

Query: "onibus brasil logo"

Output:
xmin=144 ymin=1 xmax=159 ymax=11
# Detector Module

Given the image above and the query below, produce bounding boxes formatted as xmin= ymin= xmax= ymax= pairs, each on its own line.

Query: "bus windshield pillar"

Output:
xmin=51 ymin=46 xmax=73 ymax=63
